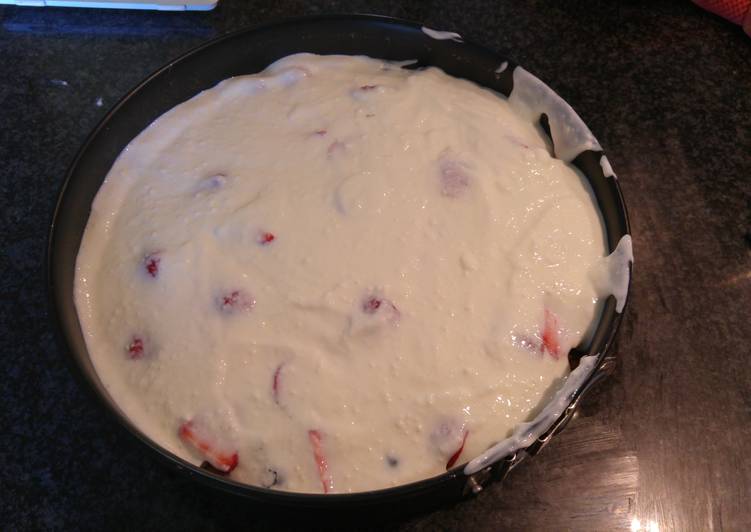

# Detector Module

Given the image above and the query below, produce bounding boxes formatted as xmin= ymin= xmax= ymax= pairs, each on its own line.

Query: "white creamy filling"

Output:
xmin=600 ymin=154 xmax=616 ymax=179
xmin=591 ymin=234 xmax=633 ymax=313
xmin=508 ymin=67 xmax=602 ymax=163
xmin=75 ymin=53 xmax=623 ymax=493
xmin=421 ymin=26 xmax=463 ymax=42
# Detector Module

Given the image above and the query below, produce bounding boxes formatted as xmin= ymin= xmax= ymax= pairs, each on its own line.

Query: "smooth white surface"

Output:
xmin=76 ymin=54 xmax=613 ymax=493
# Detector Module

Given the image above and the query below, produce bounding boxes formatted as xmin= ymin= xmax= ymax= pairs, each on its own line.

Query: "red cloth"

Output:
xmin=693 ymin=0 xmax=751 ymax=25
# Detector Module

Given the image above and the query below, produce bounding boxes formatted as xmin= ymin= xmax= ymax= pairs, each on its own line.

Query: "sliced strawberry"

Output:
xmin=349 ymin=294 xmax=400 ymax=336
xmin=361 ymin=295 xmax=400 ymax=318
xmin=438 ymin=157 xmax=471 ymax=197
xmin=199 ymin=461 xmax=233 ymax=476
xmin=445 ymin=430 xmax=469 ymax=470
xmin=216 ymin=290 xmax=255 ymax=314
xmin=272 ymin=363 xmax=284 ymax=405
xmin=430 ymin=417 xmax=468 ymax=468
xmin=178 ymin=420 xmax=238 ymax=473
xmin=362 ymin=297 xmax=382 ymax=314
xmin=308 ymin=429 xmax=333 ymax=493
xmin=542 ymin=308 xmax=561 ymax=359
xmin=126 ymin=335 xmax=145 ymax=359
xmin=258 ymin=231 xmax=275 ymax=245
xmin=143 ymin=252 xmax=161 ymax=278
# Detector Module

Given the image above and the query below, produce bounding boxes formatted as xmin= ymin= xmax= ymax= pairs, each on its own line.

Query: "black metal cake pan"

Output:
xmin=47 ymin=14 xmax=631 ymax=510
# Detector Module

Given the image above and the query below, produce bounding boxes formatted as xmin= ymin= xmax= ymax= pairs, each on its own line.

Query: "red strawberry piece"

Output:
xmin=143 ymin=252 xmax=161 ymax=278
xmin=542 ymin=308 xmax=561 ymax=359
xmin=349 ymin=294 xmax=401 ymax=336
xmin=445 ymin=430 xmax=469 ymax=470
xmin=438 ymin=157 xmax=471 ymax=197
xmin=272 ymin=363 xmax=284 ymax=405
xmin=217 ymin=290 xmax=255 ymax=314
xmin=361 ymin=295 xmax=399 ymax=318
xmin=178 ymin=420 xmax=238 ymax=473
xmin=126 ymin=335 xmax=145 ymax=359
xmin=308 ymin=429 xmax=333 ymax=493
xmin=430 ymin=418 xmax=468 ymax=466
xmin=199 ymin=461 xmax=234 ymax=476
xmin=362 ymin=297 xmax=382 ymax=314
xmin=258 ymin=231 xmax=275 ymax=245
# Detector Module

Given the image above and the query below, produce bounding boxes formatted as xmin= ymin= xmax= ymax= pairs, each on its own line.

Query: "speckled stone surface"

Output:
xmin=1 ymin=1 xmax=750 ymax=530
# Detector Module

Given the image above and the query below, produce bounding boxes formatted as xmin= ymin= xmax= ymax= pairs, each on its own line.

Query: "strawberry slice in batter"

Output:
xmin=438 ymin=156 xmax=472 ymax=197
xmin=143 ymin=252 xmax=161 ymax=278
xmin=430 ymin=417 xmax=469 ymax=469
xmin=308 ymin=429 xmax=333 ymax=493
xmin=445 ymin=430 xmax=469 ymax=470
xmin=178 ymin=420 xmax=238 ymax=473
xmin=257 ymin=231 xmax=275 ymax=245
xmin=126 ymin=335 xmax=146 ymax=359
xmin=542 ymin=308 xmax=561 ymax=359
xmin=361 ymin=295 xmax=400 ymax=320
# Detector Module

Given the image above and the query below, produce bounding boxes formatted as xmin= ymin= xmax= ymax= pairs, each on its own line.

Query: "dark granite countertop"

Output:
xmin=1 ymin=1 xmax=750 ymax=530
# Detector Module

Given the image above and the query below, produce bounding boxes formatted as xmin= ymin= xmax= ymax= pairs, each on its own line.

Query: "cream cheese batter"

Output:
xmin=75 ymin=53 xmax=623 ymax=493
